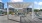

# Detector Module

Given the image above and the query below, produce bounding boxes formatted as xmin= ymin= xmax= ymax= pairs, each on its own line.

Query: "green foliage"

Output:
xmin=34 ymin=9 xmax=39 ymax=12
xmin=4 ymin=12 xmax=7 ymax=15
xmin=5 ymin=12 xmax=7 ymax=15
xmin=9 ymin=11 xmax=14 ymax=14
xmin=39 ymin=9 xmax=42 ymax=11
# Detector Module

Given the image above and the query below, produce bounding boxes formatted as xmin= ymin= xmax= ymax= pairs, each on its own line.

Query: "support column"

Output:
xmin=7 ymin=3 xmax=9 ymax=19
xmin=32 ymin=3 xmax=34 ymax=19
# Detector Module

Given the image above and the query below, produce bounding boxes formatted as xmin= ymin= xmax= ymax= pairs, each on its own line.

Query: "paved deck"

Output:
xmin=0 ymin=15 xmax=19 ymax=23
xmin=0 ymin=14 xmax=42 ymax=23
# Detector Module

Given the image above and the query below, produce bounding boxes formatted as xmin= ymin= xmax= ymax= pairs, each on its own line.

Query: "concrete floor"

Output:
xmin=0 ymin=14 xmax=42 ymax=23
xmin=0 ymin=15 xmax=19 ymax=23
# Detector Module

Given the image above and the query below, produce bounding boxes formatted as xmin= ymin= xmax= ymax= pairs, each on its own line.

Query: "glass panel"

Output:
xmin=0 ymin=10 xmax=2 ymax=14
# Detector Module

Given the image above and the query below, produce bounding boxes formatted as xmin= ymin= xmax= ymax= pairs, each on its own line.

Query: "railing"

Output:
xmin=35 ymin=12 xmax=42 ymax=20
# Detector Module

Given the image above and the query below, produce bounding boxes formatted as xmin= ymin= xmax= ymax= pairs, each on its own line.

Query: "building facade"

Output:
xmin=9 ymin=8 xmax=14 ymax=12
xmin=0 ymin=2 xmax=4 ymax=15
xmin=0 ymin=2 xmax=4 ymax=9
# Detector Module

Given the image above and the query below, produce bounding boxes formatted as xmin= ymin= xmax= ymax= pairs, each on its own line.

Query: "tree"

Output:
xmin=34 ymin=9 xmax=39 ymax=12
xmin=9 ymin=11 xmax=15 ymax=15
xmin=39 ymin=9 xmax=42 ymax=11
xmin=5 ymin=12 xmax=7 ymax=15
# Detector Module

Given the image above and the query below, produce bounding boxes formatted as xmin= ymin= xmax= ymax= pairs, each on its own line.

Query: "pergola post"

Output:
xmin=32 ymin=3 xmax=34 ymax=19
xmin=7 ymin=3 xmax=9 ymax=19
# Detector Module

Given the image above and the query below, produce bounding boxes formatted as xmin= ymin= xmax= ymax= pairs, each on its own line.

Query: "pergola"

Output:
xmin=7 ymin=2 xmax=34 ymax=22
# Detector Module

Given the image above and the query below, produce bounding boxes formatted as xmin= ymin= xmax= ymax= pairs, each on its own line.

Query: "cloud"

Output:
xmin=34 ymin=1 xmax=38 ymax=4
xmin=10 ymin=0 xmax=23 ymax=2
xmin=34 ymin=7 xmax=40 ymax=10
xmin=34 ymin=1 xmax=42 ymax=5
xmin=0 ymin=0 xmax=2 ymax=2
xmin=4 ymin=3 xmax=7 ymax=8
xmin=38 ymin=2 xmax=42 ymax=5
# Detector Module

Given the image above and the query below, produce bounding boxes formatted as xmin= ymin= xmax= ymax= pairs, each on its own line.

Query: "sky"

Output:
xmin=0 ymin=0 xmax=42 ymax=9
